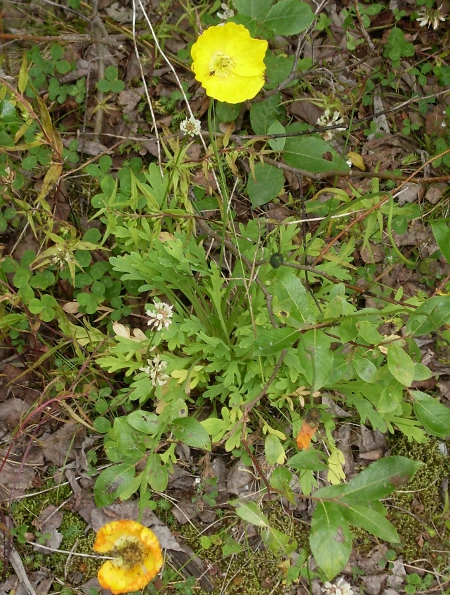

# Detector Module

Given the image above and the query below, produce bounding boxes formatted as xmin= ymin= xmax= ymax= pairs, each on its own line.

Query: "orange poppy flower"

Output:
xmin=296 ymin=409 xmax=321 ymax=450
xmin=94 ymin=520 xmax=163 ymax=595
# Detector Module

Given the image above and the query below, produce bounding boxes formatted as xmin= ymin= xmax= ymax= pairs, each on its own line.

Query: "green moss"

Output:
xmin=12 ymin=438 xmax=449 ymax=594
xmin=350 ymin=526 xmax=378 ymax=557
xmin=10 ymin=480 xmax=72 ymax=526
xmin=387 ymin=435 xmax=450 ymax=564
xmin=9 ymin=483 xmax=100 ymax=585
xmin=169 ymin=502 xmax=306 ymax=595
xmin=50 ymin=512 xmax=99 ymax=581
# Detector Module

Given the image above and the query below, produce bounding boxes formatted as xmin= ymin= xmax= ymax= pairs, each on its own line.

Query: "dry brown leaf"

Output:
xmin=0 ymin=398 xmax=29 ymax=429
xmin=0 ymin=458 xmax=36 ymax=501
xmin=425 ymin=184 xmax=446 ymax=204
xmin=397 ymin=182 xmax=421 ymax=206
xmin=360 ymin=242 xmax=385 ymax=264
xmin=171 ymin=498 xmax=199 ymax=525
xmin=359 ymin=449 xmax=384 ymax=461
xmin=289 ymin=98 xmax=322 ymax=125
xmin=39 ymin=421 xmax=86 ymax=466
xmin=438 ymin=380 xmax=450 ymax=400
xmin=63 ymin=301 xmax=80 ymax=314
xmin=32 ymin=504 xmax=64 ymax=554
xmin=361 ymin=573 xmax=387 ymax=595
xmin=226 ymin=461 xmax=253 ymax=495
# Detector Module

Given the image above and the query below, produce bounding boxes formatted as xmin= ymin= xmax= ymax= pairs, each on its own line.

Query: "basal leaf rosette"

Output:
xmin=94 ymin=520 xmax=163 ymax=594
xmin=191 ymin=22 xmax=268 ymax=104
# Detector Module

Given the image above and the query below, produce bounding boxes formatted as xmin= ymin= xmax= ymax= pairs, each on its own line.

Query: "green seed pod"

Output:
xmin=270 ymin=253 xmax=284 ymax=268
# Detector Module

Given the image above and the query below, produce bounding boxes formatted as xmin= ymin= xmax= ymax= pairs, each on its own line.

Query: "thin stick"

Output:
xmin=262 ymin=155 xmax=450 ymax=183
xmin=353 ymin=0 xmax=375 ymax=51
xmin=131 ymin=0 xmax=162 ymax=170
xmin=0 ymin=33 xmax=121 ymax=48
xmin=91 ymin=0 xmax=106 ymax=142
xmin=25 ymin=541 xmax=114 ymax=559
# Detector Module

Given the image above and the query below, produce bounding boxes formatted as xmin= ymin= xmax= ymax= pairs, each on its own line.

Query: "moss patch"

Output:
xmin=10 ymin=438 xmax=449 ymax=595
xmin=387 ymin=435 xmax=450 ymax=565
xmin=9 ymin=481 xmax=100 ymax=585
xmin=163 ymin=501 xmax=310 ymax=595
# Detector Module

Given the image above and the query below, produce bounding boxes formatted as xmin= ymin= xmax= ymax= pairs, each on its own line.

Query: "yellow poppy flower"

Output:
xmin=191 ymin=22 xmax=268 ymax=104
xmin=94 ymin=520 xmax=163 ymax=595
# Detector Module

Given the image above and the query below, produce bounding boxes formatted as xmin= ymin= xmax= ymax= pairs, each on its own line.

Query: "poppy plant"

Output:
xmin=94 ymin=520 xmax=163 ymax=594
xmin=191 ymin=22 xmax=268 ymax=104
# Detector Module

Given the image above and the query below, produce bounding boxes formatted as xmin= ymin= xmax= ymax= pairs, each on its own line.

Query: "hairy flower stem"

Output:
xmin=208 ymin=100 xmax=230 ymax=270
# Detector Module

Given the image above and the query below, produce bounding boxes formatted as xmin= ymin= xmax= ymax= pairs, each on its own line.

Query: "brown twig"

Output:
xmin=353 ymin=0 xmax=375 ymax=51
xmin=284 ymin=262 xmax=414 ymax=308
xmin=91 ymin=0 xmax=107 ymax=142
xmin=431 ymin=273 xmax=450 ymax=297
xmin=0 ymin=32 xmax=122 ymax=48
xmin=219 ymin=350 xmax=288 ymax=448
xmin=261 ymin=155 xmax=450 ymax=183
xmin=240 ymin=439 xmax=273 ymax=500
xmin=248 ymin=89 xmax=450 ymax=139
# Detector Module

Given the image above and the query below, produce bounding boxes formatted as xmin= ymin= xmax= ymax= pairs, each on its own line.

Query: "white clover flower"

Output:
xmin=0 ymin=166 xmax=16 ymax=185
xmin=51 ymin=246 xmax=74 ymax=267
xmin=139 ymin=355 xmax=169 ymax=386
xmin=316 ymin=109 xmax=345 ymax=140
xmin=316 ymin=109 xmax=344 ymax=128
xmin=146 ymin=302 xmax=173 ymax=331
xmin=416 ymin=6 xmax=445 ymax=29
xmin=217 ymin=2 xmax=235 ymax=20
xmin=180 ymin=117 xmax=202 ymax=137
xmin=323 ymin=578 xmax=354 ymax=595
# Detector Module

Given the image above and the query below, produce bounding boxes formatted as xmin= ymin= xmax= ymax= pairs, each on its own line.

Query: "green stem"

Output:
xmin=163 ymin=135 xmax=189 ymax=205
xmin=207 ymin=100 xmax=230 ymax=269
xmin=387 ymin=194 xmax=416 ymax=267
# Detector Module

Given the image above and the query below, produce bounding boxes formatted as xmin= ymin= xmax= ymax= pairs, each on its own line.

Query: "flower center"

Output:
xmin=209 ymin=52 xmax=235 ymax=77
xmin=112 ymin=536 xmax=145 ymax=570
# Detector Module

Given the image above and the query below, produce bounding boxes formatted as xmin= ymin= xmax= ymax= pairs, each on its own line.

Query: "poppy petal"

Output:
xmin=296 ymin=421 xmax=317 ymax=450
xmin=94 ymin=520 xmax=163 ymax=594
xmin=191 ymin=22 xmax=267 ymax=103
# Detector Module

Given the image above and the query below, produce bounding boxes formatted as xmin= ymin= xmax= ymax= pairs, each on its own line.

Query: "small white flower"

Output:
xmin=146 ymin=302 xmax=173 ymax=331
xmin=51 ymin=246 xmax=74 ymax=267
xmin=217 ymin=2 xmax=235 ymax=20
xmin=180 ymin=116 xmax=201 ymax=137
xmin=316 ymin=109 xmax=344 ymax=128
xmin=316 ymin=109 xmax=345 ymax=140
xmin=139 ymin=355 xmax=169 ymax=386
xmin=416 ymin=14 xmax=429 ymax=27
xmin=331 ymin=111 xmax=344 ymax=126
xmin=323 ymin=577 xmax=354 ymax=595
xmin=346 ymin=159 xmax=353 ymax=168
xmin=416 ymin=6 xmax=445 ymax=29
xmin=0 ymin=166 xmax=16 ymax=185
xmin=316 ymin=113 xmax=328 ymax=128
